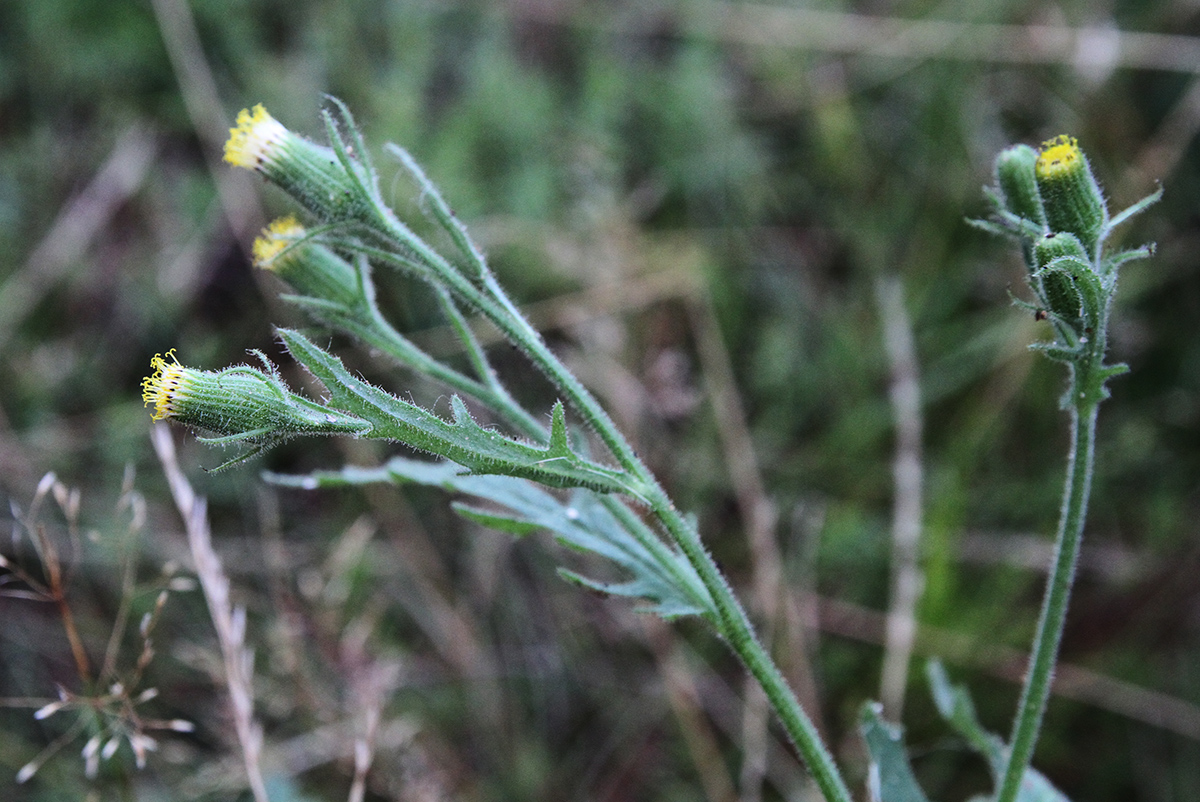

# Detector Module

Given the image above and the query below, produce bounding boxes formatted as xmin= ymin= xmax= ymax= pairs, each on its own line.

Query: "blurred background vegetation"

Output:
xmin=2 ymin=0 xmax=1199 ymax=800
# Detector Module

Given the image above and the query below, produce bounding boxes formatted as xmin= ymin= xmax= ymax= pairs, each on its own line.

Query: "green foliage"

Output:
xmin=279 ymin=329 xmax=634 ymax=494
xmin=926 ymin=661 xmax=1069 ymax=802
xmin=266 ymin=457 xmax=717 ymax=621
xmin=860 ymin=703 xmax=932 ymax=802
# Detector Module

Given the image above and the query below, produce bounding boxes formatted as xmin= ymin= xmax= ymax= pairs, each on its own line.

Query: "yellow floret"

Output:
xmin=252 ymin=216 xmax=306 ymax=268
xmin=223 ymin=104 xmax=288 ymax=169
xmin=1036 ymin=135 xmax=1083 ymax=179
xmin=141 ymin=350 xmax=188 ymax=421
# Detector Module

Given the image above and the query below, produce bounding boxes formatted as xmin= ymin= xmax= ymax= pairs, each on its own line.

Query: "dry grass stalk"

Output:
xmin=151 ymin=423 xmax=270 ymax=802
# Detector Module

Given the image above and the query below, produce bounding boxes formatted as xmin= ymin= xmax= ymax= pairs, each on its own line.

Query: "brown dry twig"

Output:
xmin=151 ymin=423 xmax=270 ymax=802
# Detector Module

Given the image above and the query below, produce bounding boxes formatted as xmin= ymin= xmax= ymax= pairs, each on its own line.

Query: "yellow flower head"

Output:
xmin=1036 ymin=135 xmax=1083 ymax=181
xmin=252 ymin=216 xmax=306 ymax=269
xmin=1033 ymin=134 xmax=1107 ymax=255
xmin=141 ymin=350 xmax=190 ymax=421
xmin=138 ymin=348 xmax=373 ymax=469
xmin=224 ymin=104 xmax=290 ymax=169
xmin=221 ymin=104 xmax=363 ymax=224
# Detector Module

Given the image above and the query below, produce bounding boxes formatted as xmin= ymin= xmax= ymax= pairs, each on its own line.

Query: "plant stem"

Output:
xmin=997 ymin=381 xmax=1098 ymax=802
xmin=488 ymin=308 xmax=854 ymax=802
xmin=652 ymin=496 xmax=854 ymax=802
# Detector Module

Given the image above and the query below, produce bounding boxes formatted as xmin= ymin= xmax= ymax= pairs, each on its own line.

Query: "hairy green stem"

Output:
xmin=434 ymin=289 xmax=500 ymax=393
xmin=483 ymin=303 xmax=853 ymax=802
xmin=651 ymin=495 xmax=854 ymax=802
xmin=997 ymin=378 xmax=1098 ymax=802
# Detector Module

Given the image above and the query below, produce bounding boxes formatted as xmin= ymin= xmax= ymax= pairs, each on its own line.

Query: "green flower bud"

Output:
xmin=1035 ymin=265 xmax=1084 ymax=332
xmin=1032 ymin=231 xmax=1090 ymax=271
xmin=1031 ymin=233 xmax=1104 ymax=337
xmin=142 ymin=351 xmax=371 ymax=443
xmin=253 ymin=217 xmax=361 ymax=309
xmin=995 ymin=144 xmax=1046 ymax=228
xmin=224 ymin=105 xmax=369 ymax=223
xmin=1035 ymin=135 xmax=1108 ymax=257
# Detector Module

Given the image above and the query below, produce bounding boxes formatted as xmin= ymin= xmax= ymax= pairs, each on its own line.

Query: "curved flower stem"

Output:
xmin=997 ymin=381 xmax=1098 ymax=802
xmin=480 ymin=298 xmax=854 ymax=802
xmin=650 ymin=495 xmax=853 ymax=802
xmin=332 ymin=298 xmax=548 ymax=442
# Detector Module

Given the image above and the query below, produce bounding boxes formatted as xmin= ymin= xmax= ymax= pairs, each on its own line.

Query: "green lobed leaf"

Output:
xmin=278 ymin=328 xmax=640 ymax=496
xmin=859 ymin=703 xmax=931 ymax=802
xmin=927 ymin=660 xmax=1007 ymax=777
xmin=453 ymin=503 xmax=543 ymax=537
xmin=1100 ymin=186 xmax=1163 ymax=241
xmin=1028 ymin=341 xmax=1085 ymax=364
xmin=925 ymin=661 xmax=1071 ymax=802
xmin=264 ymin=457 xmax=717 ymax=621
xmin=1100 ymin=244 xmax=1155 ymax=275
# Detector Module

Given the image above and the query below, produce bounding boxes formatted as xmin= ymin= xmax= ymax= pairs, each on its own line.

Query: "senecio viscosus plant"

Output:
xmin=142 ymin=101 xmax=1159 ymax=802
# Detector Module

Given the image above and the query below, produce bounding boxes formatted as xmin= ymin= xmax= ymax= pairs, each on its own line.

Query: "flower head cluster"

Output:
xmin=992 ymin=134 xmax=1109 ymax=258
xmin=978 ymin=134 xmax=1159 ymax=366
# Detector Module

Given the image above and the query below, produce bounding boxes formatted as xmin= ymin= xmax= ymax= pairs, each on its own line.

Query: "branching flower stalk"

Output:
xmin=973 ymin=135 xmax=1160 ymax=802
xmin=145 ymin=101 xmax=854 ymax=802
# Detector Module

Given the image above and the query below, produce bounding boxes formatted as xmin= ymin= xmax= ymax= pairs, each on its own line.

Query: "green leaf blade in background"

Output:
xmin=859 ymin=702 xmax=931 ymax=802
xmin=926 ymin=661 xmax=1072 ymax=802
xmin=265 ymin=456 xmax=717 ymax=622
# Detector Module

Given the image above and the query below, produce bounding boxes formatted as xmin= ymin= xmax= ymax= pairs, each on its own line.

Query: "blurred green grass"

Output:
xmin=2 ymin=1 xmax=1200 ymax=800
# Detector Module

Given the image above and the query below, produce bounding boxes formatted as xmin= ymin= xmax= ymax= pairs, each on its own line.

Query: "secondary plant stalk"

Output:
xmin=973 ymin=135 xmax=1160 ymax=798
xmin=997 ymin=391 xmax=1097 ymax=802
